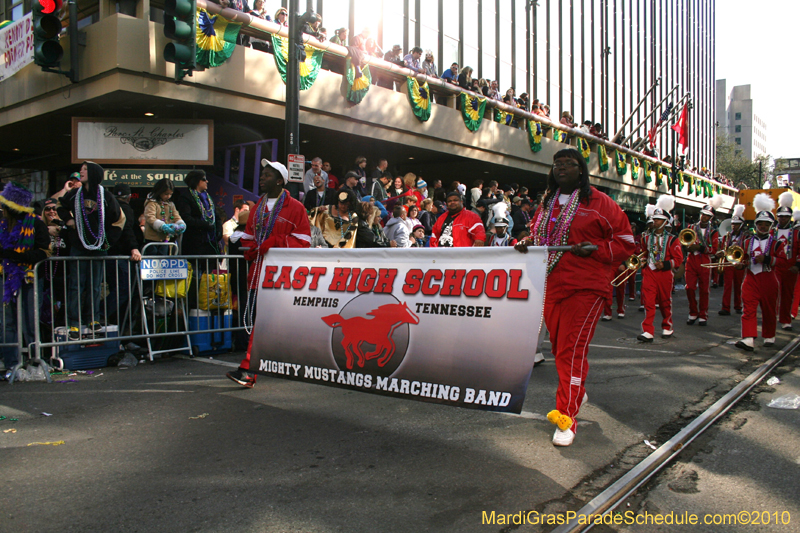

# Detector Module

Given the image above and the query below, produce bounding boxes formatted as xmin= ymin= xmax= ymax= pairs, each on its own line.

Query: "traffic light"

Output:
xmin=163 ymin=0 xmax=197 ymax=81
xmin=32 ymin=0 xmax=64 ymax=68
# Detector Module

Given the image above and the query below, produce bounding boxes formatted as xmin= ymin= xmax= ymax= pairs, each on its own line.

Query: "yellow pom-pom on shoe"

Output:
xmin=547 ymin=409 xmax=574 ymax=431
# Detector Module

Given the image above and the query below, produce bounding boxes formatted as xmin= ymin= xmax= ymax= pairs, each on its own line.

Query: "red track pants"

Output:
xmin=640 ymin=268 xmax=673 ymax=335
xmin=741 ymin=271 xmax=779 ymax=339
xmin=604 ymin=282 xmax=627 ymax=316
xmin=776 ymin=266 xmax=799 ymax=325
xmin=721 ymin=267 xmax=745 ymax=312
xmin=685 ymin=254 xmax=711 ymax=320
xmin=545 ymin=291 xmax=605 ymax=432
xmin=793 ymin=277 xmax=800 ymax=318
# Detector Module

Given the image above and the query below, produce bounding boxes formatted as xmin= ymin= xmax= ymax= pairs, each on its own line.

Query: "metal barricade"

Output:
xmin=32 ymin=251 xmax=250 ymax=372
xmin=0 ymin=269 xmax=33 ymax=384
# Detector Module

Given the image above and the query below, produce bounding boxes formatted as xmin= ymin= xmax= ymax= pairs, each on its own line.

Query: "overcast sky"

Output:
xmin=716 ymin=2 xmax=797 ymax=160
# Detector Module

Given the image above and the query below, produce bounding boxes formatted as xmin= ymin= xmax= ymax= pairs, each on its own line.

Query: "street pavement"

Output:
xmin=1 ymin=286 xmax=798 ymax=533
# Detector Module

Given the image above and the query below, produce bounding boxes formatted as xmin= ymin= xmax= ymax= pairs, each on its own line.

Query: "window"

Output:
xmin=735 ymin=138 xmax=741 ymax=145
xmin=735 ymin=112 xmax=741 ymax=120
xmin=735 ymin=125 xmax=741 ymax=133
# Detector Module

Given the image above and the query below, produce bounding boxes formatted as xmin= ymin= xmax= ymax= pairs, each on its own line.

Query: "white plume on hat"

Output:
xmin=645 ymin=204 xmax=656 ymax=219
xmin=732 ymin=204 xmax=745 ymax=219
xmin=753 ymin=193 xmax=776 ymax=214
xmin=656 ymin=194 xmax=675 ymax=213
xmin=779 ymin=190 xmax=794 ymax=209
xmin=708 ymin=194 xmax=724 ymax=210
xmin=492 ymin=201 xmax=509 ymax=221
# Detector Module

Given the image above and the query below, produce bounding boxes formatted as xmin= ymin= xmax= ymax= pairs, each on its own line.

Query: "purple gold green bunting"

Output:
xmin=460 ymin=94 xmax=487 ymax=132
xmin=345 ymin=58 xmax=371 ymax=104
xmin=271 ymin=34 xmax=324 ymax=90
xmin=406 ymin=77 xmax=432 ymax=122
xmin=615 ymin=150 xmax=627 ymax=176
xmin=196 ymin=8 xmax=242 ymax=68
xmin=493 ymin=108 xmax=513 ymax=126
xmin=552 ymin=128 xmax=568 ymax=143
xmin=527 ymin=120 xmax=543 ymax=153
xmin=643 ymin=161 xmax=653 ymax=183
xmin=577 ymin=138 xmax=590 ymax=162
xmin=597 ymin=145 xmax=609 ymax=172
xmin=631 ymin=157 xmax=641 ymax=180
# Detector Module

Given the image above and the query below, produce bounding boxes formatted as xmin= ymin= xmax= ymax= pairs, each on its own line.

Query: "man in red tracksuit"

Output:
xmin=718 ymin=213 xmax=747 ymax=316
xmin=637 ymin=206 xmax=683 ymax=341
xmin=684 ymin=205 xmax=719 ymax=326
xmin=516 ymin=149 xmax=634 ymax=447
xmin=735 ymin=209 xmax=784 ymax=351
xmin=430 ymin=190 xmax=486 ymax=247
xmin=226 ymin=160 xmax=311 ymax=388
xmin=772 ymin=207 xmax=800 ymax=331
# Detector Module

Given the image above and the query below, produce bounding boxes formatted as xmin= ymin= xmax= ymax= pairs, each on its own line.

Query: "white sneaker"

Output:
xmin=781 ymin=323 xmax=793 ymax=330
xmin=764 ymin=337 xmax=775 ymax=347
xmin=617 ymin=313 xmax=625 ymax=318
xmin=553 ymin=427 xmax=575 ymax=446
xmin=662 ymin=329 xmax=673 ymax=337
xmin=534 ymin=352 xmax=545 ymax=365
xmin=581 ymin=392 xmax=588 ymax=408
xmin=601 ymin=315 xmax=613 ymax=321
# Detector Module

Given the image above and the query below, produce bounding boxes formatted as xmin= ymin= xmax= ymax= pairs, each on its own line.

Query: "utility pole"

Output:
xmin=285 ymin=0 xmax=301 ymax=198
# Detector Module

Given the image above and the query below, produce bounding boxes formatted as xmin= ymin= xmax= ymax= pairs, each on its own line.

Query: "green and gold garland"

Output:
xmin=460 ymin=94 xmax=487 ymax=132
xmin=196 ymin=8 xmax=242 ymax=68
xmin=643 ymin=161 xmax=653 ymax=184
xmin=527 ymin=120 xmax=543 ymax=153
xmin=615 ymin=150 xmax=627 ymax=176
xmin=553 ymin=128 xmax=568 ymax=143
xmin=598 ymin=145 xmax=609 ymax=172
xmin=655 ymin=164 xmax=663 ymax=187
xmin=631 ymin=157 xmax=641 ymax=181
xmin=494 ymin=108 xmax=513 ymax=125
xmin=577 ymin=138 xmax=591 ymax=162
xmin=271 ymin=34 xmax=324 ymax=90
xmin=406 ymin=77 xmax=432 ymax=122
xmin=345 ymin=58 xmax=371 ymax=104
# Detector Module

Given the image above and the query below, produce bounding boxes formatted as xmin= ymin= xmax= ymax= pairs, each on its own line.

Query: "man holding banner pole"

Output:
xmin=515 ymin=148 xmax=635 ymax=447
xmin=226 ymin=159 xmax=311 ymax=388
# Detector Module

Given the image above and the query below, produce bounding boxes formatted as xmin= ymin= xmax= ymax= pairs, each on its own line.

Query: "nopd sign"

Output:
xmin=249 ymin=248 xmax=548 ymax=414
xmin=140 ymin=258 xmax=189 ymax=280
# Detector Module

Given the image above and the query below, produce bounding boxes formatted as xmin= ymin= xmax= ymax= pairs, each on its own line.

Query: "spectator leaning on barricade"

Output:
xmin=41 ymin=198 xmax=69 ymax=318
xmin=430 ymin=190 xmax=486 ymax=247
xmin=226 ymin=160 xmax=310 ymax=389
xmin=143 ymin=179 xmax=186 ymax=254
xmin=403 ymin=46 xmax=423 ymax=73
xmin=174 ymin=169 xmax=222 ymax=260
xmin=56 ymin=161 xmax=124 ymax=340
xmin=421 ymin=51 xmax=437 ymax=78
xmin=0 ymin=183 xmax=50 ymax=380
xmin=103 ymin=183 xmax=144 ymax=328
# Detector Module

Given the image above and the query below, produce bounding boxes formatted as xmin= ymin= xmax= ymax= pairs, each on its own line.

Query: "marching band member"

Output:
xmin=735 ymin=194 xmax=784 ymax=351
xmin=718 ymin=205 xmax=747 ymax=316
xmin=515 ymin=148 xmax=635 ymax=447
xmin=638 ymin=212 xmax=655 ymax=312
xmin=637 ymin=195 xmax=683 ymax=342
xmin=772 ymin=191 xmax=799 ymax=330
xmin=684 ymin=195 xmax=722 ymax=326
xmin=791 ymin=209 xmax=800 ymax=319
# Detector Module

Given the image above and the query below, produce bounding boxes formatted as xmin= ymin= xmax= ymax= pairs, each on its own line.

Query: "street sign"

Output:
xmin=287 ymin=154 xmax=305 ymax=183
xmin=140 ymin=258 xmax=189 ymax=280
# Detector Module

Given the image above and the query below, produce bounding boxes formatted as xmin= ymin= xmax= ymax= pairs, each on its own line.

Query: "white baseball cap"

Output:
xmin=261 ymin=159 xmax=289 ymax=183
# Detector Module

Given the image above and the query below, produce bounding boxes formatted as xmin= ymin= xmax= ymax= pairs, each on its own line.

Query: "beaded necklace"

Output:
xmin=0 ymin=213 xmax=37 ymax=303
xmin=244 ymin=190 xmax=288 ymax=334
xmin=648 ymin=230 xmax=667 ymax=262
xmin=530 ymin=188 xmax=581 ymax=274
xmin=190 ymin=189 xmax=215 ymax=224
xmin=74 ymin=186 xmax=107 ymax=251
xmin=748 ymin=233 xmax=773 ymax=269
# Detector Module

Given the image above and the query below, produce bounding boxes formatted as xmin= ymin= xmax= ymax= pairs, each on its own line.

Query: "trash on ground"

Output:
xmin=118 ymin=353 xmax=138 ymax=368
xmin=189 ymin=413 xmax=210 ymax=419
xmin=644 ymin=440 xmax=658 ymax=450
xmin=93 ymin=373 xmax=104 ymax=377
xmin=4 ymin=429 xmax=16 ymax=433
xmin=26 ymin=441 xmax=65 ymax=447
xmin=767 ymin=394 xmax=800 ymax=410
xmin=54 ymin=379 xmax=78 ymax=383
xmin=766 ymin=377 xmax=781 ymax=386
xmin=41 ymin=412 xmax=53 ymax=417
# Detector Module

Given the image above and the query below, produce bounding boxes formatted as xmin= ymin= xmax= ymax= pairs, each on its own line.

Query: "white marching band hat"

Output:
xmin=700 ymin=194 xmax=724 ymax=216
xmin=731 ymin=204 xmax=745 ymax=225
xmin=753 ymin=193 xmax=776 ymax=224
xmin=777 ymin=191 xmax=794 ymax=216
xmin=652 ymin=194 xmax=675 ymax=221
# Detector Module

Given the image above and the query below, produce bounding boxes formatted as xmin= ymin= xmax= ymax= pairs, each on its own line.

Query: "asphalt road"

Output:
xmin=1 ymin=287 xmax=798 ymax=533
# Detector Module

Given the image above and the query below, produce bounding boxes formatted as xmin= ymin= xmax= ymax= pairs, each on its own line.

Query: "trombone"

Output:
xmin=701 ymin=245 xmax=745 ymax=269
xmin=678 ymin=228 xmax=697 ymax=247
xmin=611 ymin=252 xmax=647 ymax=287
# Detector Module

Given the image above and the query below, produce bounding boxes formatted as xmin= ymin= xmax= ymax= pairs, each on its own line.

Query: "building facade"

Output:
xmin=716 ymin=80 xmax=767 ymax=162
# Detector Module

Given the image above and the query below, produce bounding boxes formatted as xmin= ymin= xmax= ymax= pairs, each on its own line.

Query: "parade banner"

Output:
xmin=250 ymin=247 xmax=548 ymax=414
xmin=0 ymin=14 xmax=33 ymax=83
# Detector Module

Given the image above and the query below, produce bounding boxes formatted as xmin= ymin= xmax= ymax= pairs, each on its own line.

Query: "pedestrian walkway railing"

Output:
xmin=25 ymin=252 xmax=250 ymax=376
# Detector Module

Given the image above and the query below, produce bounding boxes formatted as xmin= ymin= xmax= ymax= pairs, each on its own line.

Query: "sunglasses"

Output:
xmin=44 ymin=206 xmax=57 ymax=211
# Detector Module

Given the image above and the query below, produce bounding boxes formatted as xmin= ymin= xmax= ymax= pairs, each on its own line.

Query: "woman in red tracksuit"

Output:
xmin=735 ymin=207 xmax=784 ymax=352
xmin=637 ymin=207 xmax=683 ymax=341
xmin=515 ymin=148 xmax=635 ymax=447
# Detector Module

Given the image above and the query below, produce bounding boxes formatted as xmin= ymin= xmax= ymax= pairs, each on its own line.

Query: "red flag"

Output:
xmin=671 ymin=105 xmax=689 ymax=153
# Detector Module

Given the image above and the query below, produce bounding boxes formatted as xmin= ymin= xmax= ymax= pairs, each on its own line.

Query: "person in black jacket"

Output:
xmin=0 ymin=183 xmax=51 ymax=378
xmin=57 ymin=161 xmax=123 ymax=339
xmin=103 ymin=183 xmax=142 ymax=326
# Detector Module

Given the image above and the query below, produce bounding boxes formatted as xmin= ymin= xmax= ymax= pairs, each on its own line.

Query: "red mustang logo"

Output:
xmin=322 ymin=302 xmax=419 ymax=370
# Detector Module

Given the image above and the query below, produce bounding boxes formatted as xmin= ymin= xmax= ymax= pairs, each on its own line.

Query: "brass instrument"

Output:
xmin=678 ymin=228 xmax=697 ymax=247
xmin=701 ymin=245 xmax=745 ymax=269
xmin=611 ymin=252 xmax=647 ymax=287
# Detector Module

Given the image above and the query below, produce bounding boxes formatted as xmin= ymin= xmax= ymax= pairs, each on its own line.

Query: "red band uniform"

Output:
xmin=533 ymin=188 xmax=635 ymax=434
xmin=720 ymin=228 xmax=747 ymax=314
xmin=740 ymin=234 xmax=783 ymax=341
xmin=685 ymin=223 xmax=719 ymax=321
xmin=640 ymin=231 xmax=684 ymax=336
xmin=771 ymin=223 xmax=800 ymax=327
